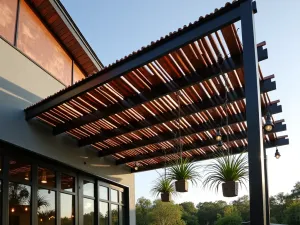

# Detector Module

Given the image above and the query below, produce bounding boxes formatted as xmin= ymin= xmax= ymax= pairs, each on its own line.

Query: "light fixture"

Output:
xmin=215 ymin=128 xmax=222 ymax=141
xmin=275 ymin=148 xmax=281 ymax=159
xmin=25 ymin=172 xmax=29 ymax=181
xmin=264 ymin=112 xmax=274 ymax=132
xmin=217 ymin=141 xmax=223 ymax=148
xmin=11 ymin=208 xmax=15 ymax=213
xmin=25 ymin=207 xmax=28 ymax=212
xmin=134 ymin=162 xmax=139 ymax=171
xmin=41 ymin=171 xmax=47 ymax=184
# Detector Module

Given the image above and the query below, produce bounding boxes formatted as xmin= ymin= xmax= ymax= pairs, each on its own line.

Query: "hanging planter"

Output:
xmin=167 ymin=158 xmax=201 ymax=193
xmin=202 ymin=152 xmax=248 ymax=197
xmin=151 ymin=176 xmax=175 ymax=202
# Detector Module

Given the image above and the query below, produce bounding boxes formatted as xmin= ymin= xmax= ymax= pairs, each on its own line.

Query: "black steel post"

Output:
xmin=241 ymin=1 xmax=267 ymax=225
xmin=264 ymin=148 xmax=270 ymax=225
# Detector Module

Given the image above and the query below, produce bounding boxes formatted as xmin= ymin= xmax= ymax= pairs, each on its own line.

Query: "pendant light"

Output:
xmin=41 ymin=171 xmax=47 ymax=184
xmin=275 ymin=148 xmax=281 ymax=159
xmin=215 ymin=128 xmax=222 ymax=141
xmin=25 ymin=172 xmax=29 ymax=181
xmin=264 ymin=112 xmax=274 ymax=132
xmin=134 ymin=162 xmax=139 ymax=171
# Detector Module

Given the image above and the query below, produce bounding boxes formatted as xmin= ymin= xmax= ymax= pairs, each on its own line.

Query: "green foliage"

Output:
xmin=270 ymin=192 xmax=290 ymax=223
xmin=202 ymin=152 xmax=248 ymax=192
xmin=196 ymin=201 xmax=227 ymax=225
xmin=180 ymin=202 xmax=198 ymax=225
xmin=150 ymin=200 xmax=185 ymax=225
xmin=291 ymin=182 xmax=300 ymax=200
xmin=284 ymin=201 xmax=300 ymax=225
xmin=215 ymin=214 xmax=242 ymax=225
xmin=136 ymin=197 xmax=152 ymax=225
xmin=167 ymin=158 xmax=201 ymax=186
xmin=231 ymin=195 xmax=250 ymax=221
xmin=150 ymin=176 xmax=175 ymax=197
xmin=223 ymin=205 xmax=240 ymax=217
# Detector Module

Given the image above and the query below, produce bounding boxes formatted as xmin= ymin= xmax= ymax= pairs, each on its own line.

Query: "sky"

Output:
xmin=60 ymin=0 xmax=300 ymax=205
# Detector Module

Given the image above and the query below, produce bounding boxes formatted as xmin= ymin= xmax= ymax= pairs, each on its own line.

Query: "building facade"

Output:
xmin=0 ymin=0 xmax=135 ymax=224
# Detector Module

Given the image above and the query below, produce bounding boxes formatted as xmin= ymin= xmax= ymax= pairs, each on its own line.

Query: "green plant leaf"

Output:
xmin=167 ymin=158 xmax=202 ymax=186
xmin=150 ymin=176 xmax=176 ymax=197
xmin=202 ymin=152 xmax=249 ymax=192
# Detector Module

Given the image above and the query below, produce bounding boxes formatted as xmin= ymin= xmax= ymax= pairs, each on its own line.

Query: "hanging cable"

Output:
xmin=176 ymin=91 xmax=183 ymax=160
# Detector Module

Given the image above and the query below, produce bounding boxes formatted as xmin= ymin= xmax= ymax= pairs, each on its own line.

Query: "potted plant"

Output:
xmin=151 ymin=176 xmax=175 ymax=202
xmin=167 ymin=158 xmax=201 ymax=192
xmin=202 ymin=152 xmax=248 ymax=197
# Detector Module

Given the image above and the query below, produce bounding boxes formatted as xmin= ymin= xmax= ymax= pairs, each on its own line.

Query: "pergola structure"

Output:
xmin=25 ymin=1 xmax=288 ymax=225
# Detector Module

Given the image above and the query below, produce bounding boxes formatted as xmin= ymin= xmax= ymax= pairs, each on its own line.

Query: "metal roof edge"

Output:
xmin=49 ymin=0 xmax=104 ymax=70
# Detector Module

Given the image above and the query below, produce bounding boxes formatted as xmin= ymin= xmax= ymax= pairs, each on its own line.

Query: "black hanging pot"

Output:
xmin=175 ymin=179 xmax=188 ymax=192
xmin=222 ymin=181 xmax=238 ymax=197
xmin=161 ymin=192 xmax=171 ymax=202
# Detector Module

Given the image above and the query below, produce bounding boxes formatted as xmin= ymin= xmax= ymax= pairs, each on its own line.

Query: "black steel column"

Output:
xmin=264 ymin=148 xmax=270 ymax=225
xmin=241 ymin=1 xmax=267 ymax=225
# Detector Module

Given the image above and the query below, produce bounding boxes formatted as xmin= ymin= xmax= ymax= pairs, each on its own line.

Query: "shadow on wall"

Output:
xmin=0 ymin=76 xmax=130 ymax=183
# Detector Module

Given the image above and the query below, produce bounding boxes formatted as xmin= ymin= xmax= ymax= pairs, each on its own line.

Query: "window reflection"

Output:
xmin=0 ymin=180 xmax=2 ymax=219
xmin=83 ymin=181 xmax=94 ymax=197
xmin=0 ymin=156 xmax=2 ymax=174
xmin=61 ymin=174 xmax=75 ymax=192
xmin=9 ymin=160 xmax=31 ymax=181
xmin=9 ymin=182 xmax=31 ymax=225
xmin=111 ymin=189 xmax=118 ymax=203
xmin=38 ymin=189 xmax=56 ymax=225
xmin=38 ymin=167 xmax=55 ymax=188
xmin=83 ymin=198 xmax=94 ymax=225
xmin=61 ymin=193 xmax=75 ymax=225
xmin=99 ymin=201 xmax=109 ymax=225
xmin=99 ymin=186 xmax=108 ymax=200
xmin=111 ymin=204 xmax=119 ymax=225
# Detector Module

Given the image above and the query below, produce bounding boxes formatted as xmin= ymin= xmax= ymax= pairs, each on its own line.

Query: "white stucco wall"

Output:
xmin=0 ymin=37 xmax=136 ymax=225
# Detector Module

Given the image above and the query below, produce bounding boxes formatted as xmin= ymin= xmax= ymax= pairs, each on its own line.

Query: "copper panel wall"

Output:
xmin=0 ymin=0 xmax=18 ymax=44
xmin=17 ymin=0 xmax=72 ymax=86
xmin=73 ymin=63 xmax=86 ymax=83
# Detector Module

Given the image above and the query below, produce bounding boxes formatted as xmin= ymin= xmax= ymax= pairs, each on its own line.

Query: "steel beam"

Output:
xmin=25 ymin=0 xmax=248 ymax=120
xmin=241 ymin=1 xmax=266 ymax=225
xmin=116 ymin=120 xmax=286 ymax=165
xmin=131 ymin=136 xmax=288 ymax=173
xmin=78 ymin=75 xmax=273 ymax=147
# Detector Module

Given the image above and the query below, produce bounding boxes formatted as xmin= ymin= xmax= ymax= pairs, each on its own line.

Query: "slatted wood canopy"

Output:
xmin=25 ymin=0 xmax=288 ymax=173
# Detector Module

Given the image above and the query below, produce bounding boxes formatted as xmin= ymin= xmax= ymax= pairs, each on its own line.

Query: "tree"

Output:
xmin=197 ymin=201 xmax=227 ymax=225
xmin=136 ymin=197 xmax=152 ymax=225
xmin=150 ymin=200 xmax=185 ymax=225
xmin=284 ymin=201 xmax=300 ymax=225
xmin=291 ymin=182 xmax=300 ymax=200
xmin=231 ymin=195 xmax=250 ymax=221
xmin=215 ymin=214 xmax=242 ymax=225
xmin=223 ymin=205 xmax=240 ymax=217
xmin=270 ymin=192 xmax=289 ymax=223
xmin=180 ymin=202 xmax=198 ymax=225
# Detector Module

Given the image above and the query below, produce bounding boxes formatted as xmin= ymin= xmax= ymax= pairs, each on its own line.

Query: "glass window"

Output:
xmin=61 ymin=174 xmax=75 ymax=192
xmin=83 ymin=198 xmax=94 ymax=225
xmin=9 ymin=182 xmax=31 ymax=225
xmin=99 ymin=186 xmax=108 ymax=200
xmin=0 ymin=156 xmax=2 ymax=175
xmin=38 ymin=167 xmax=55 ymax=188
xmin=61 ymin=193 xmax=75 ymax=225
xmin=83 ymin=181 xmax=94 ymax=197
xmin=121 ymin=191 xmax=125 ymax=204
xmin=38 ymin=189 xmax=56 ymax=225
xmin=9 ymin=160 xmax=31 ymax=181
xmin=0 ymin=180 xmax=2 ymax=220
xmin=111 ymin=204 xmax=119 ymax=225
xmin=111 ymin=189 xmax=119 ymax=203
xmin=99 ymin=201 xmax=109 ymax=225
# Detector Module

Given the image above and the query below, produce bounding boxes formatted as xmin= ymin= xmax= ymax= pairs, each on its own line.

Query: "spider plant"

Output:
xmin=151 ymin=176 xmax=175 ymax=202
xmin=167 ymin=158 xmax=201 ymax=192
xmin=202 ymin=151 xmax=248 ymax=197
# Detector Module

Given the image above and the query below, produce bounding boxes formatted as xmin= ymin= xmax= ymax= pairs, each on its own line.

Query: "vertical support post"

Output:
xmin=240 ymin=1 xmax=267 ymax=225
xmin=264 ymin=148 xmax=270 ymax=225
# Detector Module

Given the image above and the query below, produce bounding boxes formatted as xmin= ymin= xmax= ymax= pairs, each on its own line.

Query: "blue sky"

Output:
xmin=61 ymin=0 xmax=300 ymax=204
